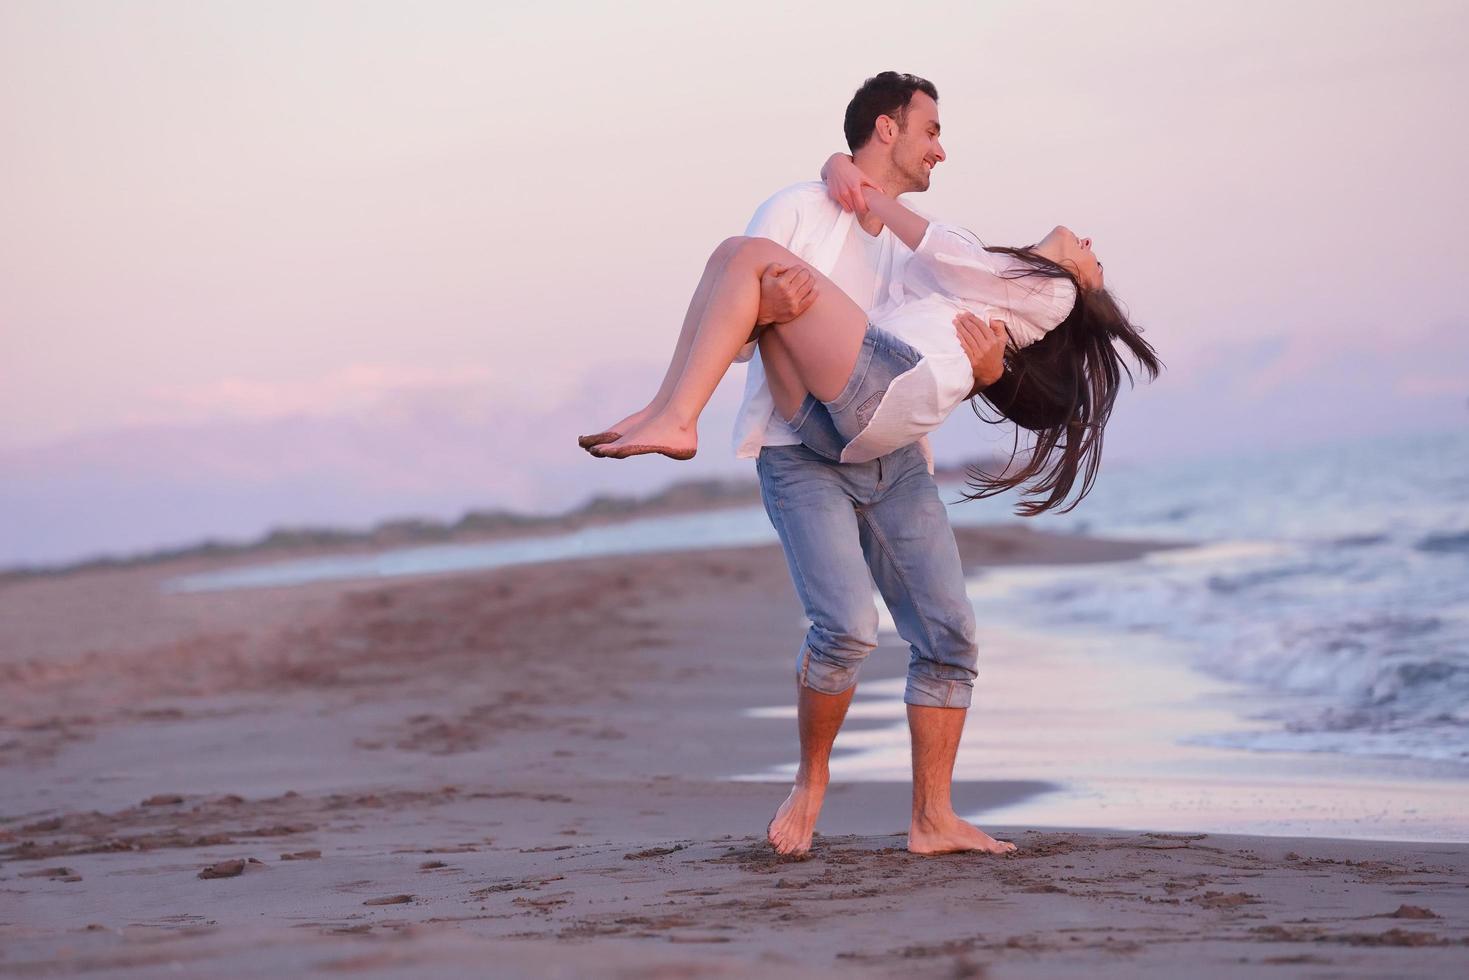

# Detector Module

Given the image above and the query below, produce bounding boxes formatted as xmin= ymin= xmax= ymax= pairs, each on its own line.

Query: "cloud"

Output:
xmin=0 ymin=356 xmax=752 ymax=567
xmin=129 ymin=362 xmax=497 ymax=424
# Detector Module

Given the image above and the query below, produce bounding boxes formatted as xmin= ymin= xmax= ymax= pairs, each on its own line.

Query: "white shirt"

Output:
xmin=829 ymin=220 xmax=885 ymax=312
xmin=838 ymin=222 xmax=1077 ymax=463
xmin=731 ymin=181 xmax=936 ymax=470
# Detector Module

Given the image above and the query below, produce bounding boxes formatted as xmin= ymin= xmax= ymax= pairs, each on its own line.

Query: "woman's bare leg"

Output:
xmin=598 ymin=237 xmax=869 ymax=459
xmin=583 ymin=238 xmax=746 ymax=444
xmin=757 ymin=329 xmax=809 ymax=423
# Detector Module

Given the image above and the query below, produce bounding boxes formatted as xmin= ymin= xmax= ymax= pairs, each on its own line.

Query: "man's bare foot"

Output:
xmin=908 ymin=809 xmax=1016 ymax=856
xmin=766 ymin=780 xmax=826 ymax=856
xmin=593 ymin=412 xmax=697 ymax=461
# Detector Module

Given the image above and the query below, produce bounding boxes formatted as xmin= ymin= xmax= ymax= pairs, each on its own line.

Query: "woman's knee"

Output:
xmin=711 ymin=236 xmax=748 ymax=263
xmin=731 ymin=235 xmax=789 ymax=268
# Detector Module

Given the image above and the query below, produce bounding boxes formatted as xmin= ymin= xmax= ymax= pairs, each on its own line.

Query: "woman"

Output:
xmin=580 ymin=157 xmax=1160 ymax=515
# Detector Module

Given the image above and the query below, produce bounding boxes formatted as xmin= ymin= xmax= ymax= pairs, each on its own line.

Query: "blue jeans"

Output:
xmin=756 ymin=439 xmax=979 ymax=708
xmin=786 ymin=322 xmax=924 ymax=461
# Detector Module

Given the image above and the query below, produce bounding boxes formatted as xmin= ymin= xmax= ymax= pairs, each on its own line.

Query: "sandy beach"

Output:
xmin=3 ymin=523 xmax=1467 ymax=978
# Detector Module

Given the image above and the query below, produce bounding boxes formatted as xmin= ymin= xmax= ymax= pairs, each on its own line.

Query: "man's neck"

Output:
xmin=850 ymin=149 xmax=910 ymax=236
xmin=850 ymin=149 xmax=903 ymax=197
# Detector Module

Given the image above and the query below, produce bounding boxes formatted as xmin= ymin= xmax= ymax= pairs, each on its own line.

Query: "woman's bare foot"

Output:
xmin=577 ymin=430 xmax=619 ymax=450
xmin=907 ymin=809 xmax=1017 ymax=856
xmin=578 ymin=405 xmax=661 ymax=452
xmin=593 ymin=412 xmax=697 ymax=461
xmin=766 ymin=779 xmax=826 ymax=856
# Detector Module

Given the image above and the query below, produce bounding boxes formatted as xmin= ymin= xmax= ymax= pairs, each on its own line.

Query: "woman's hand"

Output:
xmin=954 ymin=311 xmax=1009 ymax=391
xmin=821 ymin=153 xmax=883 ymax=214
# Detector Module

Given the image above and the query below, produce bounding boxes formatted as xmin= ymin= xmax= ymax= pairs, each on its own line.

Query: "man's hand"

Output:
xmin=955 ymin=311 xmax=1008 ymax=392
xmin=756 ymin=263 xmax=818 ymax=326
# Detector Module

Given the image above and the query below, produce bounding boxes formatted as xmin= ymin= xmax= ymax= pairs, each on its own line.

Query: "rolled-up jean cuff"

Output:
xmin=797 ymin=644 xmax=862 ymax=695
xmin=903 ymin=674 xmax=973 ymax=709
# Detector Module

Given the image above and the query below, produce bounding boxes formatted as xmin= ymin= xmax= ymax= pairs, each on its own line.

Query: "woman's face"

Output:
xmin=1038 ymin=225 xmax=1103 ymax=290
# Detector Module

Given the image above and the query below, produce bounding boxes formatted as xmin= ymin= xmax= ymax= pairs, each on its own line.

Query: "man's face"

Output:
xmin=890 ymin=91 xmax=945 ymax=193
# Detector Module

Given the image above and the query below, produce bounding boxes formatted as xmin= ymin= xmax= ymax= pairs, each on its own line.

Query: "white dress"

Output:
xmin=837 ymin=222 xmax=1078 ymax=464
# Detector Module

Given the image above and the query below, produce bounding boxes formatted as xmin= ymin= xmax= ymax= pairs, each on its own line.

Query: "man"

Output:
xmin=736 ymin=72 xmax=1015 ymax=857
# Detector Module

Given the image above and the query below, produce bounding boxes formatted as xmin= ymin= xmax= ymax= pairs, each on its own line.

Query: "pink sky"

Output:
xmin=2 ymin=1 xmax=1466 ymax=565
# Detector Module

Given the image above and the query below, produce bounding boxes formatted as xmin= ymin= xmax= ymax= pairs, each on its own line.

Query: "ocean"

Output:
xmin=949 ymin=426 xmax=1469 ymax=766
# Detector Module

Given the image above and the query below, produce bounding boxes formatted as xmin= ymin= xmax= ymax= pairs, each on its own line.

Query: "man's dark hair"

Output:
xmin=843 ymin=71 xmax=939 ymax=153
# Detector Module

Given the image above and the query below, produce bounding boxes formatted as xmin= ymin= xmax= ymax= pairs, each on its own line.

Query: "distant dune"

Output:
xmin=0 ymin=457 xmax=1003 ymax=582
xmin=0 ymin=453 xmax=1010 ymax=584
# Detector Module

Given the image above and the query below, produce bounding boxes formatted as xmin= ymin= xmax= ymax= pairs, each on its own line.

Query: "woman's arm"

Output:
xmin=821 ymin=152 xmax=1006 ymax=282
xmin=861 ymin=191 xmax=930 ymax=252
xmin=821 ymin=153 xmax=879 ymax=214
xmin=819 ymin=153 xmax=932 ymax=249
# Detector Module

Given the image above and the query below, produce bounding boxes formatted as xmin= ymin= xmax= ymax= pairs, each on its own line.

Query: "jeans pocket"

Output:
xmin=854 ymin=389 xmax=887 ymax=429
xmin=758 ymin=445 xmax=813 ymax=510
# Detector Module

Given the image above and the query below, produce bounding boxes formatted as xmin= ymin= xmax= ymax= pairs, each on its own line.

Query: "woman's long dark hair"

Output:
xmin=961 ymin=244 xmax=1161 ymax=517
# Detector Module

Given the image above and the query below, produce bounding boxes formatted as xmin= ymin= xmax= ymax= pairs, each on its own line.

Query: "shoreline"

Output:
xmin=734 ymin=613 xmax=1469 ymax=845
xmin=4 ymin=526 xmax=1467 ymax=976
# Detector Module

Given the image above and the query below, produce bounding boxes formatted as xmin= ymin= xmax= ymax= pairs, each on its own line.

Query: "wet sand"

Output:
xmin=2 ymin=524 xmax=1467 ymax=977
